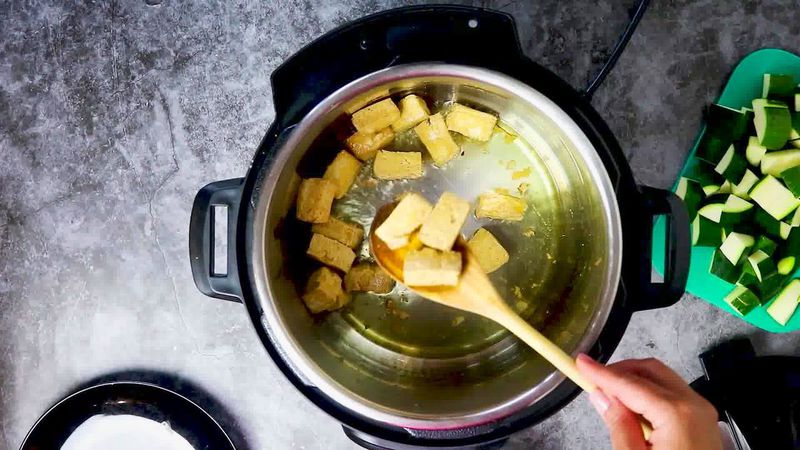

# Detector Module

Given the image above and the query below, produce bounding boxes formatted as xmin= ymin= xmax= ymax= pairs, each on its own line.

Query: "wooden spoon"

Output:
xmin=369 ymin=202 xmax=653 ymax=438
xmin=369 ymin=202 xmax=595 ymax=391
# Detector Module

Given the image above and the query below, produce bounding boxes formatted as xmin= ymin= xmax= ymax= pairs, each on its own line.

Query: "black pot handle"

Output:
xmin=635 ymin=186 xmax=690 ymax=311
xmin=188 ymin=178 xmax=244 ymax=303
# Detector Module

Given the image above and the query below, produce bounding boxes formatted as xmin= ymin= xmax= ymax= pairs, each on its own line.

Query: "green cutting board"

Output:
xmin=653 ymin=48 xmax=800 ymax=333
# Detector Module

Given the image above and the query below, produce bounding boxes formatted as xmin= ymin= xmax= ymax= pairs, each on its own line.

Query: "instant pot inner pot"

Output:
xmin=261 ymin=71 xmax=617 ymax=422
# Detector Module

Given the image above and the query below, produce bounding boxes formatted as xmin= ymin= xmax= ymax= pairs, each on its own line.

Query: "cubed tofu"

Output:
xmin=302 ymin=267 xmax=350 ymax=313
xmin=351 ymin=98 xmax=401 ymax=133
xmin=311 ymin=216 xmax=364 ymax=249
xmin=403 ymin=247 xmax=462 ymax=286
xmin=307 ymin=233 xmax=356 ymax=272
xmin=373 ymin=151 xmax=423 ymax=180
xmin=344 ymin=262 xmax=395 ymax=293
xmin=419 ymin=192 xmax=470 ymax=251
xmin=414 ymin=113 xmax=459 ymax=166
xmin=323 ymin=150 xmax=362 ymax=199
xmin=296 ymin=178 xmax=337 ymax=223
xmin=467 ymin=228 xmax=509 ymax=273
xmin=374 ymin=193 xmax=433 ymax=249
xmin=392 ymin=95 xmax=431 ymax=133
xmin=476 ymin=190 xmax=528 ymax=221
xmin=445 ymin=104 xmax=498 ymax=142
xmin=345 ymin=127 xmax=395 ymax=161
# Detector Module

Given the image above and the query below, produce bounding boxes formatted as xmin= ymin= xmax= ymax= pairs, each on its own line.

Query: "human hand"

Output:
xmin=576 ymin=354 xmax=722 ymax=450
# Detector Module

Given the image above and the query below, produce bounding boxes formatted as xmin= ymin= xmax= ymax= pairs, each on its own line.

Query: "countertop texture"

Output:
xmin=2 ymin=1 xmax=800 ymax=449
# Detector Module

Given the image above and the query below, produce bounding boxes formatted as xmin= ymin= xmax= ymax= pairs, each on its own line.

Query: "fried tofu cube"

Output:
xmin=467 ymin=228 xmax=509 ymax=273
xmin=445 ymin=104 xmax=498 ymax=142
xmin=311 ymin=216 xmax=364 ymax=249
xmin=392 ymin=95 xmax=431 ymax=133
xmin=307 ymin=233 xmax=356 ymax=272
xmin=403 ymin=247 xmax=462 ymax=286
xmin=344 ymin=262 xmax=395 ymax=293
xmin=345 ymin=127 xmax=395 ymax=161
xmin=296 ymin=178 xmax=337 ymax=223
xmin=414 ymin=113 xmax=459 ymax=166
xmin=302 ymin=267 xmax=350 ymax=313
xmin=373 ymin=151 xmax=423 ymax=180
xmin=419 ymin=192 xmax=470 ymax=251
xmin=351 ymin=98 xmax=401 ymax=134
xmin=374 ymin=193 xmax=433 ymax=249
xmin=476 ymin=190 xmax=528 ymax=221
xmin=323 ymin=150 xmax=362 ymax=199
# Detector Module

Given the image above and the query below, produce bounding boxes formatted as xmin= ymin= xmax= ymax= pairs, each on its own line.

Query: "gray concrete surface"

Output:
xmin=2 ymin=1 xmax=800 ymax=449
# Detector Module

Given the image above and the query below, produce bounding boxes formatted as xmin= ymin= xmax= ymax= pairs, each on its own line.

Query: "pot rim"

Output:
xmin=250 ymin=63 xmax=623 ymax=430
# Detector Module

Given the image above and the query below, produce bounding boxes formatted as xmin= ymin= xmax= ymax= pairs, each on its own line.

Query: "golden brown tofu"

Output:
xmin=414 ymin=113 xmax=459 ymax=166
xmin=323 ymin=150 xmax=362 ymax=199
xmin=296 ymin=178 xmax=337 ymax=223
xmin=445 ymin=104 xmax=498 ymax=142
xmin=403 ymin=247 xmax=462 ymax=286
xmin=475 ymin=190 xmax=528 ymax=221
xmin=391 ymin=95 xmax=431 ymax=133
xmin=344 ymin=262 xmax=395 ymax=293
xmin=467 ymin=228 xmax=509 ymax=273
xmin=302 ymin=267 xmax=350 ymax=313
xmin=419 ymin=192 xmax=470 ymax=251
xmin=307 ymin=233 xmax=356 ymax=272
xmin=311 ymin=216 xmax=364 ymax=249
xmin=373 ymin=151 xmax=423 ymax=180
xmin=351 ymin=98 xmax=401 ymax=133
xmin=345 ymin=127 xmax=395 ymax=161
xmin=374 ymin=193 xmax=433 ymax=249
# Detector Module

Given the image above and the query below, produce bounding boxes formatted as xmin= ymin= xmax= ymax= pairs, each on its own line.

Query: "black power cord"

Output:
xmin=583 ymin=0 xmax=651 ymax=99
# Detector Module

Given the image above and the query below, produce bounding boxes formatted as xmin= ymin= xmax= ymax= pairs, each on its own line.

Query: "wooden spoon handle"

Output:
xmin=493 ymin=308 xmax=597 ymax=392
xmin=494 ymin=308 xmax=654 ymax=440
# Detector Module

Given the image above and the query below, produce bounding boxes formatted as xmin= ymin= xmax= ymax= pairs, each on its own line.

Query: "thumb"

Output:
xmin=589 ymin=391 xmax=648 ymax=450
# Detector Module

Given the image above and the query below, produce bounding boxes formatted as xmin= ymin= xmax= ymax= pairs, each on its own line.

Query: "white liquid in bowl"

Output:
xmin=61 ymin=414 xmax=194 ymax=450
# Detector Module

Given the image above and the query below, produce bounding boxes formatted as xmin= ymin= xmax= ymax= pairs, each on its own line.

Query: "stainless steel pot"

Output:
xmin=189 ymin=5 xmax=688 ymax=448
xmin=252 ymin=64 xmax=621 ymax=429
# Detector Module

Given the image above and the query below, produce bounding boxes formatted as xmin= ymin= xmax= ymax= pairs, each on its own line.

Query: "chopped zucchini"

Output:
xmin=753 ymin=98 xmax=792 ymax=150
xmin=722 ymin=195 xmax=753 ymax=213
xmin=724 ymin=284 xmax=761 ymax=316
xmin=719 ymin=232 xmax=755 ymax=264
xmin=749 ymin=175 xmax=800 ymax=220
xmin=692 ymin=215 xmax=726 ymax=247
xmin=710 ymin=249 xmax=740 ymax=283
xmin=745 ymin=136 xmax=768 ymax=166
xmin=753 ymin=235 xmax=778 ymax=256
xmin=782 ymin=222 xmax=794 ymax=240
xmin=737 ymin=264 xmax=760 ymax=291
xmin=757 ymin=273 xmax=787 ymax=301
xmin=761 ymin=149 xmax=800 ymax=176
xmin=783 ymin=227 xmax=800 ymax=257
xmin=754 ymin=208 xmax=785 ymax=238
xmin=762 ymin=74 xmax=795 ymax=98
xmin=796 ymin=93 xmax=800 ymax=112
xmin=706 ymin=103 xmax=750 ymax=141
xmin=714 ymin=144 xmax=748 ymax=183
xmin=746 ymin=250 xmax=777 ymax=281
xmin=778 ymin=256 xmax=796 ymax=275
xmin=698 ymin=203 xmax=724 ymax=223
xmin=780 ymin=166 xmax=800 ymax=197
xmin=766 ymin=279 xmax=800 ymax=325
xmin=695 ymin=132 xmax=730 ymax=164
xmin=684 ymin=159 xmax=723 ymax=185
xmin=720 ymin=194 xmax=754 ymax=225
xmin=791 ymin=208 xmax=800 ymax=227
xmin=788 ymin=112 xmax=800 ymax=148
xmin=675 ymin=177 xmax=703 ymax=220
xmin=732 ymin=170 xmax=759 ymax=200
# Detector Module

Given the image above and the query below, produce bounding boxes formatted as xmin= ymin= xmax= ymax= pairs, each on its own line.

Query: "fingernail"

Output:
xmin=577 ymin=353 xmax=598 ymax=366
xmin=589 ymin=391 xmax=610 ymax=415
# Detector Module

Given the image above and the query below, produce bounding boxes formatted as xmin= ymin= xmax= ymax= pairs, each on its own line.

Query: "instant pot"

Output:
xmin=189 ymin=5 xmax=689 ymax=449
